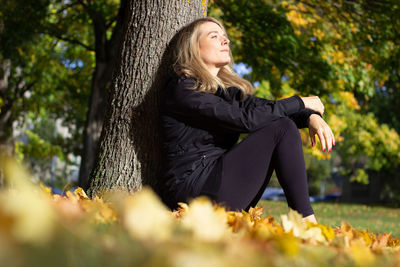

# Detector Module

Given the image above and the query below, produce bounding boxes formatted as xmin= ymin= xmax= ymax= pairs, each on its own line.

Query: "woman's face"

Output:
xmin=198 ymin=22 xmax=230 ymax=75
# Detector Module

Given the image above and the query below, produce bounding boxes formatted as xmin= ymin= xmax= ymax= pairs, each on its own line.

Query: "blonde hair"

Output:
xmin=173 ymin=17 xmax=253 ymax=98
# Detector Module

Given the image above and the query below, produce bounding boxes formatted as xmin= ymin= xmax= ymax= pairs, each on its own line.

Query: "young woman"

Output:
xmin=158 ymin=17 xmax=335 ymax=223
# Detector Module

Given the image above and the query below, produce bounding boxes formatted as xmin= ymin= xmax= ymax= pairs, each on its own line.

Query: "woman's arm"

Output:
xmin=300 ymin=96 xmax=325 ymax=116
xmin=165 ymin=77 xmax=305 ymax=133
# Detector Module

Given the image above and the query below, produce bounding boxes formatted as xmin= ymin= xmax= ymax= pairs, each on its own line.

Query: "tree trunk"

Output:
xmin=0 ymin=59 xmax=12 ymax=142
xmin=0 ymin=59 xmax=13 ymax=185
xmin=88 ymin=0 xmax=207 ymax=197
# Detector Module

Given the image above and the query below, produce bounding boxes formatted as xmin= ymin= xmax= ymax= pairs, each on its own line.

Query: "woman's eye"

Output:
xmin=211 ymin=35 xmax=217 ymax=39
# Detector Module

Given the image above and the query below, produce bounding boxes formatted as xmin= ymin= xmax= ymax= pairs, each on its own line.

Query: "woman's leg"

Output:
xmin=211 ymin=117 xmax=314 ymax=217
xmin=271 ymin=118 xmax=315 ymax=217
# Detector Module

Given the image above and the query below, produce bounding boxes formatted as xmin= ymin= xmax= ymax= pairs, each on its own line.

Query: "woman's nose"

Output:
xmin=222 ymin=36 xmax=229 ymax=45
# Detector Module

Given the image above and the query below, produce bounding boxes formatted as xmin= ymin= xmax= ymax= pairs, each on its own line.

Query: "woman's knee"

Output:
xmin=246 ymin=117 xmax=299 ymax=146
xmin=267 ymin=117 xmax=296 ymax=132
xmin=280 ymin=117 xmax=298 ymax=131
xmin=275 ymin=117 xmax=300 ymax=141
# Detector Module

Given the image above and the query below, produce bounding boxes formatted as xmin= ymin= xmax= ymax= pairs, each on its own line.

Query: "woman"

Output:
xmin=158 ymin=17 xmax=334 ymax=223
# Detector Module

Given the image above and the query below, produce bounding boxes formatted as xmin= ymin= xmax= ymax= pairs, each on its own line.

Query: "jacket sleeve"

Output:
xmin=289 ymin=109 xmax=323 ymax=129
xmin=165 ymin=77 xmax=306 ymax=133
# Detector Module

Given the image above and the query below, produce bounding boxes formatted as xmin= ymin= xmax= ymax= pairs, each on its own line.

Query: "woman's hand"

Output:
xmin=308 ymin=114 xmax=335 ymax=152
xmin=301 ymin=96 xmax=325 ymax=116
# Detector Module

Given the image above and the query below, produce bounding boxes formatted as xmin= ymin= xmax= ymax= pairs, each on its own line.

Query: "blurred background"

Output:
xmin=1 ymin=0 xmax=399 ymax=205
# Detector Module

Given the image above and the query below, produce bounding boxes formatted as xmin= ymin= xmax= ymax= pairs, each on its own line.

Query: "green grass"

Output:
xmin=258 ymin=200 xmax=400 ymax=238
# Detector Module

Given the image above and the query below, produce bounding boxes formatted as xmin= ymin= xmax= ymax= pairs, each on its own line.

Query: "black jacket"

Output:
xmin=158 ymin=74 xmax=319 ymax=210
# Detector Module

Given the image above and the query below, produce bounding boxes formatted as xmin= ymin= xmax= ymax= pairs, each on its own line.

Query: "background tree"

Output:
xmin=87 ymin=0 xmax=208 ymax=196
xmin=45 ymin=0 xmax=127 ymax=189
xmin=209 ymin=0 xmax=400 ymax=202
xmin=0 ymin=0 xmax=126 ymax=188
xmin=0 ymin=0 xmax=49 ymax=143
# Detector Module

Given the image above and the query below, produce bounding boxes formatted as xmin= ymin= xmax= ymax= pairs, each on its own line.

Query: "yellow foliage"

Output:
xmin=338 ymin=91 xmax=360 ymax=110
xmin=270 ymin=232 xmax=300 ymax=256
xmin=285 ymin=3 xmax=315 ymax=28
xmin=202 ymin=0 xmax=207 ymax=17
xmin=180 ymin=196 xmax=230 ymax=242
xmin=1 ymin=157 xmax=400 ymax=265
xmin=281 ymin=209 xmax=326 ymax=244
xmin=312 ymin=222 xmax=336 ymax=242
xmin=313 ymin=28 xmax=325 ymax=39
xmin=123 ymin=187 xmax=174 ymax=242
xmin=347 ymin=244 xmax=376 ymax=265
xmin=0 ymin=157 xmax=56 ymax=244
xmin=327 ymin=114 xmax=345 ymax=143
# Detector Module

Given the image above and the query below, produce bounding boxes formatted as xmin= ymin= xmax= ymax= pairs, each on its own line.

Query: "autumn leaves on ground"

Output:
xmin=0 ymin=158 xmax=399 ymax=267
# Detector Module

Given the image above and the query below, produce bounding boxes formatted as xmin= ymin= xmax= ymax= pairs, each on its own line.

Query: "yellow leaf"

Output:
xmin=348 ymin=244 xmax=376 ymax=266
xmin=72 ymin=187 xmax=90 ymax=200
xmin=311 ymin=223 xmax=335 ymax=241
xmin=123 ymin=186 xmax=174 ymax=241
xmin=171 ymin=202 xmax=189 ymax=219
xmin=270 ymin=232 xmax=300 ymax=256
xmin=181 ymin=196 xmax=229 ymax=242
xmin=371 ymin=233 xmax=390 ymax=251
xmin=226 ymin=211 xmax=246 ymax=233
xmin=52 ymin=197 xmax=84 ymax=221
xmin=248 ymin=206 xmax=263 ymax=222
xmin=281 ymin=209 xmax=326 ymax=243
xmin=0 ymin=157 xmax=55 ymax=244
xmin=39 ymin=183 xmax=52 ymax=195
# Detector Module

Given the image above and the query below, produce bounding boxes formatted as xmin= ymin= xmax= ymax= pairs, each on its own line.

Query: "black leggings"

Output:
xmin=204 ymin=117 xmax=314 ymax=217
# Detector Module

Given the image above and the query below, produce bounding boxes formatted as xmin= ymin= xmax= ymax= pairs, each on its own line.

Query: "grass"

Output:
xmin=258 ymin=200 xmax=400 ymax=238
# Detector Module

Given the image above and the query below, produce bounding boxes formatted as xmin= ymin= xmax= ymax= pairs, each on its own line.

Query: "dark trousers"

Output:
xmin=201 ymin=117 xmax=314 ymax=217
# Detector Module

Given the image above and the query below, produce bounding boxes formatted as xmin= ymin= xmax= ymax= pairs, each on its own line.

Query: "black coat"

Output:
xmin=157 ymin=74 xmax=319 ymax=210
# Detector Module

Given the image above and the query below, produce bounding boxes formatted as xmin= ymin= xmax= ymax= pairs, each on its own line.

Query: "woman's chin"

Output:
xmin=216 ymin=61 xmax=230 ymax=68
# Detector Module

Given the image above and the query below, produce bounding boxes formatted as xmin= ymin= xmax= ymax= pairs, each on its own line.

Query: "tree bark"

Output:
xmin=88 ymin=0 xmax=207 ymax=197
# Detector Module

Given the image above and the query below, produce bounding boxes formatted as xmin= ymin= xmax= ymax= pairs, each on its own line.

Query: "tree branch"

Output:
xmin=52 ymin=33 xmax=94 ymax=51
xmin=56 ymin=1 xmax=80 ymax=15
xmin=77 ymin=0 xmax=89 ymax=9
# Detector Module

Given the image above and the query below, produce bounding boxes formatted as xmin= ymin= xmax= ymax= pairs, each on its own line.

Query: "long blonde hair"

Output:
xmin=173 ymin=17 xmax=253 ymax=98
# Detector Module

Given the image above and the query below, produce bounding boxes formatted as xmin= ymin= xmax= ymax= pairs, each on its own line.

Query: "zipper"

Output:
xmin=201 ymin=154 xmax=206 ymax=167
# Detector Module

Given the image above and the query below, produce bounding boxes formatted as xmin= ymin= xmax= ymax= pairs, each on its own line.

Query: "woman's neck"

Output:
xmin=207 ymin=66 xmax=220 ymax=77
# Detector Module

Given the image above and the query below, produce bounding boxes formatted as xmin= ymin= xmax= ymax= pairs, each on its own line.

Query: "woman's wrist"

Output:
xmin=307 ymin=113 xmax=322 ymax=127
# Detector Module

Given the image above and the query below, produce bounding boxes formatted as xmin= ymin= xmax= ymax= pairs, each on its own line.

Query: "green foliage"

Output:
xmin=350 ymin=169 xmax=369 ymax=185
xmin=0 ymin=0 xmax=93 ymax=146
xmin=335 ymin=109 xmax=400 ymax=177
xmin=0 ymin=0 xmax=50 ymax=60
xmin=16 ymin=131 xmax=63 ymax=161
xmin=0 ymin=0 xmax=119 ymax=185
xmin=210 ymin=0 xmax=400 ymax=200
xmin=210 ymin=0 xmax=331 ymax=96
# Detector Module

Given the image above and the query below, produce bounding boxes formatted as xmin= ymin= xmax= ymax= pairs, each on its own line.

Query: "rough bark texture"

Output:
xmin=88 ymin=0 xmax=207 ymax=196
xmin=78 ymin=0 xmax=127 ymax=189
